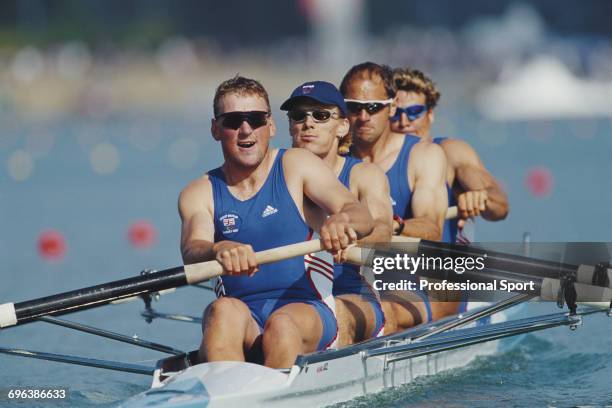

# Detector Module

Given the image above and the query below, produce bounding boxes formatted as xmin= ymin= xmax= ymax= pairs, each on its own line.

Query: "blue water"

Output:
xmin=0 ymin=112 xmax=611 ymax=406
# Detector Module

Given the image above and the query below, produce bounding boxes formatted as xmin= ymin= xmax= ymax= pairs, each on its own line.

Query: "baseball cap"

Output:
xmin=280 ymin=81 xmax=348 ymax=117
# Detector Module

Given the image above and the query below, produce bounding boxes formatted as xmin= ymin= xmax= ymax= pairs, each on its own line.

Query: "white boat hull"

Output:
xmin=121 ymin=308 xmax=506 ymax=408
xmin=122 ymin=342 xmax=498 ymax=408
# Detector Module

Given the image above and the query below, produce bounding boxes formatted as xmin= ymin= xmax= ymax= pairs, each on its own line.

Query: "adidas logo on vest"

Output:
xmin=261 ymin=205 xmax=278 ymax=218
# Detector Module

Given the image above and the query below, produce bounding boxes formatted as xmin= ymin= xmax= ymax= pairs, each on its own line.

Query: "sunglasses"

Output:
xmin=216 ymin=111 xmax=270 ymax=130
xmin=344 ymin=99 xmax=393 ymax=115
xmin=391 ymin=104 xmax=428 ymax=122
xmin=287 ymin=109 xmax=339 ymax=123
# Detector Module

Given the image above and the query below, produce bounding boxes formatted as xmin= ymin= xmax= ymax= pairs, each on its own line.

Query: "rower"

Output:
xmin=281 ymin=81 xmax=393 ymax=346
xmin=390 ymin=67 xmax=509 ymax=241
xmin=339 ymin=62 xmax=448 ymax=334
xmin=178 ymin=76 xmax=374 ymax=368
xmin=389 ymin=68 xmax=510 ymax=318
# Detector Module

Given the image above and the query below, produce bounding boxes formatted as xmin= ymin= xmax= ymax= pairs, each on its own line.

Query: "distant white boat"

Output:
xmin=477 ymin=56 xmax=612 ymax=120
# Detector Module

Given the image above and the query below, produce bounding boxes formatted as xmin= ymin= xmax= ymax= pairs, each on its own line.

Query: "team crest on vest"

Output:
xmin=219 ymin=212 xmax=241 ymax=235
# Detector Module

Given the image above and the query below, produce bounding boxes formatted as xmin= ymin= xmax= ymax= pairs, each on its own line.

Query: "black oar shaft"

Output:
xmin=417 ymin=241 xmax=577 ymax=279
xmin=1 ymin=240 xmax=324 ymax=329
xmin=415 ymin=241 xmax=611 ymax=288
xmin=12 ymin=266 xmax=186 ymax=325
xmin=373 ymin=241 xmax=612 ymax=304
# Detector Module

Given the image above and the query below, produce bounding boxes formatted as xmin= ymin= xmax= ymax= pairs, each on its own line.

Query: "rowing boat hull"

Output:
xmin=120 ymin=306 xmax=509 ymax=408
xmin=122 ymin=340 xmax=497 ymax=408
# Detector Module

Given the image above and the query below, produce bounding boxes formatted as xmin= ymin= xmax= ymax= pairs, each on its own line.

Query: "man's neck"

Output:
xmin=353 ymin=127 xmax=401 ymax=165
xmin=222 ymin=149 xmax=275 ymax=192
xmin=320 ymin=148 xmax=344 ymax=177
xmin=391 ymin=130 xmax=432 ymax=141
xmin=419 ymin=131 xmax=433 ymax=142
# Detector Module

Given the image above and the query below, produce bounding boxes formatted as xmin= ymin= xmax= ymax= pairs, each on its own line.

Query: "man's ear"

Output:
xmin=211 ymin=118 xmax=220 ymax=141
xmin=268 ymin=115 xmax=276 ymax=138
xmin=428 ymin=109 xmax=435 ymax=125
xmin=337 ymin=118 xmax=350 ymax=139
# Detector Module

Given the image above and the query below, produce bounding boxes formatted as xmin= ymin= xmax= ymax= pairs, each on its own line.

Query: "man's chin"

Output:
xmin=355 ymin=131 xmax=379 ymax=144
xmin=394 ymin=127 xmax=414 ymax=135
xmin=231 ymin=151 xmax=265 ymax=168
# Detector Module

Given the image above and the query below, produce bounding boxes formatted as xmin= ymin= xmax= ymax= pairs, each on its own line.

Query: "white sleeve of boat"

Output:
xmin=540 ymin=278 xmax=612 ymax=302
xmin=576 ymin=265 xmax=595 ymax=283
xmin=539 ymin=278 xmax=560 ymax=301
xmin=0 ymin=302 xmax=17 ymax=328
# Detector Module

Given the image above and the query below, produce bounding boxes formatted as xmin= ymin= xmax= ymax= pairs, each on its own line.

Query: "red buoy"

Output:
xmin=128 ymin=220 xmax=158 ymax=249
xmin=525 ymin=167 xmax=553 ymax=198
xmin=37 ymin=230 xmax=67 ymax=261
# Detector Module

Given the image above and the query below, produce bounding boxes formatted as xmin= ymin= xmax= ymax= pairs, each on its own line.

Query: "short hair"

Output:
xmin=338 ymin=133 xmax=352 ymax=156
xmin=339 ymin=62 xmax=395 ymax=99
xmin=213 ymin=75 xmax=270 ymax=117
xmin=392 ymin=68 xmax=441 ymax=109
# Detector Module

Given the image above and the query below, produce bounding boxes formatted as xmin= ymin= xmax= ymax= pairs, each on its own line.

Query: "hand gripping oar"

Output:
xmin=0 ymin=240 xmax=325 ymax=329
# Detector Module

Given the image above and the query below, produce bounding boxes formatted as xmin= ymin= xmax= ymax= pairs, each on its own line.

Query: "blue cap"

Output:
xmin=280 ymin=81 xmax=348 ymax=117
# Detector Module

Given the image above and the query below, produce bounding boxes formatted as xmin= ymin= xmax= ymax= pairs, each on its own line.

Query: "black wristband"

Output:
xmin=393 ymin=215 xmax=405 ymax=235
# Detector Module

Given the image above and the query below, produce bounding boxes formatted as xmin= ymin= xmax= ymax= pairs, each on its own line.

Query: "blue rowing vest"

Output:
xmin=386 ymin=135 xmax=420 ymax=219
xmin=433 ymin=137 xmax=458 ymax=243
xmin=209 ymin=149 xmax=321 ymax=303
xmin=332 ymin=156 xmax=370 ymax=296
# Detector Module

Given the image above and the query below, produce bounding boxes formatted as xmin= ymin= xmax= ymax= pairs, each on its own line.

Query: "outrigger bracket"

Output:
xmin=591 ymin=262 xmax=611 ymax=316
xmin=557 ymin=272 xmax=578 ymax=316
xmin=139 ymin=269 xmax=161 ymax=324
xmin=593 ymin=262 xmax=611 ymax=287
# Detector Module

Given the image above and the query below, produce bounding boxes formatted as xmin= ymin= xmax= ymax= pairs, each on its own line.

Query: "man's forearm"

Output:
xmin=456 ymin=165 xmax=508 ymax=221
xmin=358 ymin=222 xmax=392 ymax=245
xmin=455 ymin=165 xmax=488 ymax=191
xmin=181 ymin=240 xmax=216 ymax=265
xmin=482 ymin=187 xmax=509 ymax=221
xmin=341 ymin=202 xmax=375 ymax=239
xmin=402 ymin=217 xmax=442 ymax=241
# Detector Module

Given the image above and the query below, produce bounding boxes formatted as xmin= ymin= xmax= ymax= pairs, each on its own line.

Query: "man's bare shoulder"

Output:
xmin=440 ymin=139 xmax=478 ymax=158
xmin=413 ymin=139 xmax=446 ymax=163
xmin=283 ymin=147 xmax=318 ymax=161
xmin=282 ymin=147 xmax=324 ymax=173
xmin=179 ymin=174 xmax=213 ymax=209
xmin=440 ymin=139 xmax=482 ymax=168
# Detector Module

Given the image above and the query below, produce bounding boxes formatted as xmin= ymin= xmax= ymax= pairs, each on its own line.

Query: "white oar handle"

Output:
xmin=0 ymin=303 xmax=17 ymax=328
xmin=540 ymin=278 xmax=612 ymax=303
xmin=446 ymin=206 xmax=458 ymax=220
xmin=184 ymin=240 xmax=324 ymax=284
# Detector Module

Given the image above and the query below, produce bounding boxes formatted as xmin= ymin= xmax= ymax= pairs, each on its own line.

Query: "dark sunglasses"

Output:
xmin=344 ymin=99 xmax=392 ymax=115
xmin=287 ymin=109 xmax=338 ymax=123
xmin=391 ymin=104 xmax=428 ymax=122
xmin=216 ymin=111 xmax=270 ymax=130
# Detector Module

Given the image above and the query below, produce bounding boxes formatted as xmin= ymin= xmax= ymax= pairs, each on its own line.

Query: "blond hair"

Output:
xmin=338 ymin=133 xmax=352 ymax=156
xmin=392 ymin=68 xmax=440 ymax=109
